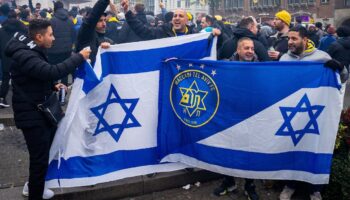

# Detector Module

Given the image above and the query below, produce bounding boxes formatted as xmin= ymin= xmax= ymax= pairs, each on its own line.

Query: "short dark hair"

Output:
xmin=205 ymin=15 xmax=215 ymax=25
xmin=19 ymin=9 xmax=30 ymax=20
xmin=336 ymin=25 xmax=350 ymax=37
xmin=29 ymin=19 xmax=51 ymax=40
xmin=289 ymin=26 xmax=308 ymax=38
xmin=238 ymin=17 xmax=255 ymax=29
xmin=315 ymin=22 xmax=322 ymax=29
xmin=54 ymin=1 xmax=64 ymax=12
xmin=134 ymin=4 xmax=145 ymax=14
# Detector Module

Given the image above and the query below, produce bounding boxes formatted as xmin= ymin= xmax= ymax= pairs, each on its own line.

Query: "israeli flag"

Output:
xmin=46 ymin=33 xmax=216 ymax=188
xmin=158 ymin=59 xmax=344 ymax=184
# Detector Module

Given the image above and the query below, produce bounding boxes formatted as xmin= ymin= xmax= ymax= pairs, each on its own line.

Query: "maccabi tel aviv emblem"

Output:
xmin=170 ymin=69 xmax=219 ymax=128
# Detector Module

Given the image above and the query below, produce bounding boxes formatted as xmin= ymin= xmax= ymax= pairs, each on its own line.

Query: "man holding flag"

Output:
xmin=278 ymin=26 xmax=348 ymax=200
xmin=213 ymin=37 xmax=260 ymax=199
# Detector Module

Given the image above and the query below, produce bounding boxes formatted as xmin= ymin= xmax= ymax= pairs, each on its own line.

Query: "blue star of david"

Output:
xmin=275 ymin=94 xmax=325 ymax=146
xmin=90 ymin=84 xmax=141 ymax=143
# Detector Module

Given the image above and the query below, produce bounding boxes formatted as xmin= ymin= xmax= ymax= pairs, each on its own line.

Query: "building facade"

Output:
xmin=334 ymin=0 xmax=350 ymax=27
xmin=163 ymin=0 xmax=209 ymax=21
xmin=213 ymin=0 xmax=349 ymax=27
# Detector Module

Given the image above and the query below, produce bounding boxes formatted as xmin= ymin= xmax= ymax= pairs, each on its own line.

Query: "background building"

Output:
xmin=212 ymin=0 xmax=350 ymax=27
xmin=163 ymin=0 xmax=209 ymax=21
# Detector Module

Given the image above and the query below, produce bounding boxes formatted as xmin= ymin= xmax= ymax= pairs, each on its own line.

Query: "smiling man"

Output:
xmin=279 ymin=26 xmax=348 ymax=200
xmin=121 ymin=0 xmax=220 ymax=39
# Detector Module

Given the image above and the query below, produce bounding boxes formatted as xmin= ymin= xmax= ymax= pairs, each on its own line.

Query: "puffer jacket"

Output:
xmin=5 ymin=33 xmax=85 ymax=128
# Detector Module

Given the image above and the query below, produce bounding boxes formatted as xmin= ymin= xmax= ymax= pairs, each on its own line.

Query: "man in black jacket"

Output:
xmin=327 ymin=25 xmax=350 ymax=70
xmin=218 ymin=16 xmax=270 ymax=61
xmin=121 ymin=0 xmax=205 ymax=39
xmin=75 ymin=0 xmax=113 ymax=64
xmin=0 ymin=10 xmax=27 ymax=108
xmin=268 ymin=10 xmax=290 ymax=61
xmin=47 ymin=1 xmax=75 ymax=86
xmin=5 ymin=19 xmax=91 ymax=200
xmin=116 ymin=3 xmax=149 ymax=43
xmin=214 ymin=38 xmax=260 ymax=200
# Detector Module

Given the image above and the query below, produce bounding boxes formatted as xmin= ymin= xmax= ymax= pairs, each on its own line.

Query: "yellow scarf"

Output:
xmin=73 ymin=17 xmax=78 ymax=25
xmin=172 ymin=26 xmax=188 ymax=36
xmin=20 ymin=19 xmax=29 ymax=26
xmin=304 ymin=39 xmax=316 ymax=54
xmin=108 ymin=17 xmax=119 ymax=23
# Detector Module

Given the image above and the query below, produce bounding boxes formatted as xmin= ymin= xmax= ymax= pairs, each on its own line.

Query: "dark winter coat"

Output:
xmin=75 ymin=0 xmax=113 ymax=64
xmin=327 ymin=36 xmax=350 ymax=69
xmin=105 ymin=19 xmax=123 ymax=43
xmin=48 ymin=8 xmax=75 ymax=54
xmin=124 ymin=10 xmax=197 ymax=40
xmin=218 ymin=27 xmax=270 ymax=61
xmin=0 ymin=18 xmax=27 ymax=72
xmin=308 ymin=30 xmax=320 ymax=48
xmin=5 ymin=33 xmax=85 ymax=128
xmin=268 ymin=31 xmax=289 ymax=60
xmin=116 ymin=12 xmax=148 ymax=43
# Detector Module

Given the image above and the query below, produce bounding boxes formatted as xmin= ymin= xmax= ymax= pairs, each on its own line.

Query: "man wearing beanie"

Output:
xmin=268 ymin=10 xmax=291 ymax=61
xmin=318 ymin=25 xmax=336 ymax=52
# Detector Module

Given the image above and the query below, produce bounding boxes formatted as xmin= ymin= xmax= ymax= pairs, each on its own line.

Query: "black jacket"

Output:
xmin=116 ymin=12 xmax=148 ymax=43
xmin=5 ymin=33 xmax=85 ymax=128
xmin=268 ymin=32 xmax=289 ymax=60
xmin=0 ymin=19 xmax=27 ymax=72
xmin=105 ymin=20 xmax=123 ymax=43
xmin=75 ymin=0 xmax=113 ymax=64
xmin=218 ymin=27 xmax=270 ymax=61
xmin=308 ymin=30 xmax=320 ymax=48
xmin=48 ymin=8 xmax=75 ymax=54
xmin=125 ymin=10 xmax=197 ymax=40
xmin=327 ymin=36 xmax=350 ymax=69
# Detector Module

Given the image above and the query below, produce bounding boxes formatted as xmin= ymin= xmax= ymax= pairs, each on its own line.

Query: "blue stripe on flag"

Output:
xmin=75 ymin=62 xmax=100 ymax=94
xmin=177 ymin=144 xmax=332 ymax=174
xmin=99 ymin=39 xmax=213 ymax=78
xmin=46 ymin=147 xmax=160 ymax=180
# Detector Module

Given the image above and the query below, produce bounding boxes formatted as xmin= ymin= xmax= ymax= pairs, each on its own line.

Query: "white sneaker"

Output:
xmin=22 ymin=182 xmax=55 ymax=199
xmin=310 ymin=192 xmax=322 ymax=200
xmin=279 ymin=186 xmax=295 ymax=200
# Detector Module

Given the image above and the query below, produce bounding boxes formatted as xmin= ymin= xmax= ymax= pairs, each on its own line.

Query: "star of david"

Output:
xmin=90 ymin=84 xmax=141 ymax=143
xmin=275 ymin=94 xmax=325 ymax=146
xmin=179 ymin=81 xmax=208 ymax=117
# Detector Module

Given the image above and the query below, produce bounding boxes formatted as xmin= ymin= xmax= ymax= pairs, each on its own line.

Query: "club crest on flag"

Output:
xmin=170 ymin=69 xmax=219 ymax=128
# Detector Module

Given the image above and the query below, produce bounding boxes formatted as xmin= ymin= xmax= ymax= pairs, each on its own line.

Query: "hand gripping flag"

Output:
xmin=158 ymin=59 xmax=344 ymax=184
xmin=46 ymin=33 xmax=217 ymax=188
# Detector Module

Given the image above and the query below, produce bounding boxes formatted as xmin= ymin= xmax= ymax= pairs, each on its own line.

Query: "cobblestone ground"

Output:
xmin=120 ymin=178 xmax=311 ymax=200
xmin=0 ymin=126 xmax=28 ymax=189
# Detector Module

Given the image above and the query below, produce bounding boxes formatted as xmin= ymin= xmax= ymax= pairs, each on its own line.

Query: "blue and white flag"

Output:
xmin=46 ymin=33 xmax=217 ymax=188
xmin=158 ymin=59 xmax=344 ymax=184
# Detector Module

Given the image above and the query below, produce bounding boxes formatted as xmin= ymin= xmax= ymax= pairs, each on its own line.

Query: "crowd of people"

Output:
xmin=0 ymin=0 xmax=349 ymax=200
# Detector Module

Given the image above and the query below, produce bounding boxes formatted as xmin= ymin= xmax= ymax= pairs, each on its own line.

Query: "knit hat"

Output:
xmin=275 ymin=10 xmax=291 ymax=26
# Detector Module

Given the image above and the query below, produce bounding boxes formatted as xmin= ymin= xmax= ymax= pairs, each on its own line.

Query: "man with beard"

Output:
xmin=268 ymin=10 xmax=290 ymax=61
xmin=279 ymin=26 xmax=348 ymax=200
xmin=213 ymin=38 xmax=259 ymax=200
xmin=75 ymin=0 xmax=113 ymax=64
